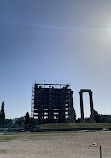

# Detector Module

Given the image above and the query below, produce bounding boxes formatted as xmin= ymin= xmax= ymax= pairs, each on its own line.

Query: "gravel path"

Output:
xmin=0 ymin=131 xmax=110 ymax=158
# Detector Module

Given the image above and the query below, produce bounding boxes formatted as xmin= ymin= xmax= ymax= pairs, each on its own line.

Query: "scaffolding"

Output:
xmin=31 ymin=83 xmax=75 ymax=124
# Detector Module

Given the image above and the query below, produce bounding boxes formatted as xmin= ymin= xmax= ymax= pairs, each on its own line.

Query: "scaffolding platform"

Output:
xmin=31 ymin=83 xmax=75 ymax=124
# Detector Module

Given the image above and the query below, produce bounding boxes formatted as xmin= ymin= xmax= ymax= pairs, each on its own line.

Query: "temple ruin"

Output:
xmin=31 ymin=83 xmax=75 ymax=124
xmin=79 ymin=89 xmax=95 ymax=122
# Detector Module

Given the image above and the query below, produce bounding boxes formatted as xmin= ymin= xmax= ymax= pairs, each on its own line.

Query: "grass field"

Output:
xmin=38 ymin=123 xmax=111 ymax=130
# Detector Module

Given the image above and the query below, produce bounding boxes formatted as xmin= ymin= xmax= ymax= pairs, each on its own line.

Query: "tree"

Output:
xmin=14 ymin=117 xmax=25 ymax=128
xmin=0 ymin=102 xmax=5 ymax=121
xmin=24 ymin=112 xmax=30 ymax=130
xmin=25 ymin=112 xmax=30 ymax=124
xmin=94 ymin=110 xmax=100 ymax=123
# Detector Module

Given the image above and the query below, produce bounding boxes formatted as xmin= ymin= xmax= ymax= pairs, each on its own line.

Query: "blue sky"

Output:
xmin=1 ymin=0 xmax=111 ymax=118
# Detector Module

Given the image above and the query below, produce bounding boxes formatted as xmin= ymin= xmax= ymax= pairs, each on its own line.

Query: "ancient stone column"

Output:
xmin=89 ymin=91 xmax=95 ymax=122
xmin=79 ymin=92 xmax=84 ymax=122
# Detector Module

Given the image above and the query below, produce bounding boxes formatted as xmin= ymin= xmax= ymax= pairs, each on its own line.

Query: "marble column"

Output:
xmin=80 ymin=92 xmax=84 ymax=122
xmin=89 ymin=91 xmax=95 ymax=122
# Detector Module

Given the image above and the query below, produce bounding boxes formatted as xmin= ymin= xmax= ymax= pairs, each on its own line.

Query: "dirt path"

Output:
xmin=0 ymin=131 xmax=110 ymax=158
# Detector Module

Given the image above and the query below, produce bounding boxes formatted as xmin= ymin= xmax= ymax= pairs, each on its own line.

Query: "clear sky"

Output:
xmin=0 ymin=0 xmax=111 ymax=119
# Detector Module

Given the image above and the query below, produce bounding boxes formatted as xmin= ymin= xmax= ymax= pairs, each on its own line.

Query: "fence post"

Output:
xmin=100 ymin=145 xmax=102 ymax=158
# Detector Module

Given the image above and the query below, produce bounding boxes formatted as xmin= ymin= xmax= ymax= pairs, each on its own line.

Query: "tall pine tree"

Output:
xmin=1 ymin=102 xmax=5 ymax=121
xmin=24 ymin=112 xmax=30 ymax=130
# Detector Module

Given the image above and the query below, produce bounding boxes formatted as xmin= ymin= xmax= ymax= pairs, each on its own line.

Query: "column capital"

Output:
xmin=89 ymin=91 xmax=93 ymax=95
xmin=79 ymin=92 xmax=83 ymax=95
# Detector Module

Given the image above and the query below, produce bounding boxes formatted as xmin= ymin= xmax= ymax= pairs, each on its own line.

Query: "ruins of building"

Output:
xmin=31 ymin=83 xmax=75 ymax=124
xmin=79 ymin=89 xmax=95 ymax=122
